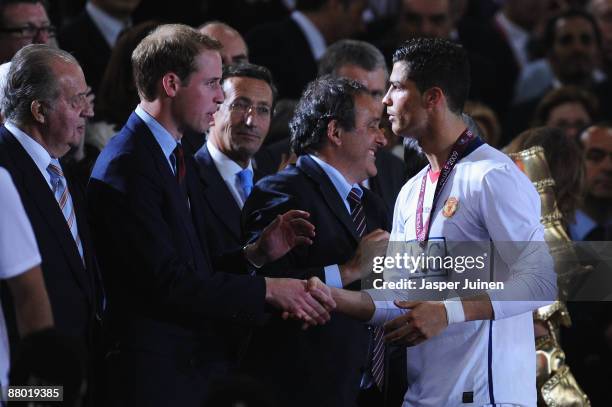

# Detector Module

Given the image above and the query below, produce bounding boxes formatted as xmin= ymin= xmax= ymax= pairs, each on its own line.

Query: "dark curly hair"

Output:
xmin=290 ymin=75 xmax=368 ymax=156
xmin=393 ymin=38 xmax=470 ymax=114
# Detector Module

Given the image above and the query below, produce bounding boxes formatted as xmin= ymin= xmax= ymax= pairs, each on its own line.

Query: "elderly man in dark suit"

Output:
xmin=0 ymin=44 xmax=102 ymax=399
xmin=87 ymin=24 xmax=334 ymax=406
xmin=242 ymin=76 xmax=392 ymax=407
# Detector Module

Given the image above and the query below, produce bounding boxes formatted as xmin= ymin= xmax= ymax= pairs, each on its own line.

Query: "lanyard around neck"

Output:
xmin=415 ymin=129 xmax=482 ymax=242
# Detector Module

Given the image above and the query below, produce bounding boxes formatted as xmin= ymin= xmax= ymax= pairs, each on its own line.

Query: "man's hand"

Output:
xmin=383 ymin=300 xmax=448 ymax=346
xmin=245 ymin=210 xmax=315 ymax=267
xmin=265 ymin=277 xmax=336 ymax=328
xmin=340 ymin=229 xmax=389 ymax=286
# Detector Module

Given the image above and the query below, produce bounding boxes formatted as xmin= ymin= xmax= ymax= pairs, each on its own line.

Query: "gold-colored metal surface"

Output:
xmin=509 ymin=147 xmax=590 ymax=407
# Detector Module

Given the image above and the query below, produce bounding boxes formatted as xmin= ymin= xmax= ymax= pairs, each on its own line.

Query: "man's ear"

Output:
xmin=161 ymin=72 xmax=181 ymax=97
xmin=326 ymin=119 xmax=342 ymax=147
xmin=31 ymin=100 xmax=45 ymax=124
xmin=423 ymin=87 xmax=444 ymax=110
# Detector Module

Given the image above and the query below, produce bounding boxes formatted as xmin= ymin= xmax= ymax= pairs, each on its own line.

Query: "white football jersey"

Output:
xmin=368 ymin=143 xmax=556 ymax=407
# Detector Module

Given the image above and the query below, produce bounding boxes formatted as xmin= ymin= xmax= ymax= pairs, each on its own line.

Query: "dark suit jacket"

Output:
xmin=0 ymin=126 xmax=102 ymax=356
xmin=242 ymin=155 xmax=392 ymax=407
xmin=254 ymin=138 xmax=406 ymax=214
xmin=247 ymin=17 xmax=317 ymax=100
xmin=193 ymin=144 xmax=265 ymax=362
xmin=193 ymin=143 xmax=265 ymax=260
xmin=58 ymin=10 xmax=111 ymax=95
xmin=88 ymin=112 xmax=267 ymax=406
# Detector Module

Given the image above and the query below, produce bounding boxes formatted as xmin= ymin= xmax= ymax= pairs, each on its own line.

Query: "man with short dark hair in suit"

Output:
xmin=0 ymin=44 xmax=101 ymax=402
xmin=194 ymin=62 xmax=276 ymax=366
xmin=246 ymin=0 xmax=368 ymax=99
xmin=242 ymin=76 xmax=392 ymax=407
xmin=195 ymin=63 xmax=276 ymax=264
xmin=87 ymin=24 xmax=335 ymax=406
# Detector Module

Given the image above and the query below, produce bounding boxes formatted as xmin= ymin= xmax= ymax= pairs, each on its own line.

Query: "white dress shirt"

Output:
xmin=290 ymin=10 xmax=327 ymax=61
xmin=495 ymin=11 xmax=530 ymax=69
xmin=86 ymin=1 xmax=131 ymax=48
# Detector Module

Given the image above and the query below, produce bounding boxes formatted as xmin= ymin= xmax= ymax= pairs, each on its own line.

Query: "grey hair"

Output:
xmin=1 ymin=44 xmax=78 ymax=125
xmin=318 ymin=39 xmax=388 ymax=77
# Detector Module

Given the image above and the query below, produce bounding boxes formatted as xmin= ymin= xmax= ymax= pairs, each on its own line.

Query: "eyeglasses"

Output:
xmin=0 ymin=24 xmax=56 ymax=39
xmin=228 ymin=100 xmax=271 ymax=118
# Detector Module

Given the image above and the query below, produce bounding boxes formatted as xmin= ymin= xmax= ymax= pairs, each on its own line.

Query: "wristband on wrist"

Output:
xmin=443 ymin=298 xmax=466 ymax=325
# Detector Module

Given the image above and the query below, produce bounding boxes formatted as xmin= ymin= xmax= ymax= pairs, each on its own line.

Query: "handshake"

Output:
xmin=250 ymin=209 xmax=389 ymax=329
xmin=264 ymin=276 xmax=336 ymax=329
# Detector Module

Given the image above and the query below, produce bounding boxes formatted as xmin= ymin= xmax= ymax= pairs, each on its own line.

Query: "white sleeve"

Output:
xmin=478 ymin=165 xmax=557 ymax=319
xmin=0 ymin=168 xmax=41 ymax=279
xmin=365 ymin=185 xmax=412 ymax=325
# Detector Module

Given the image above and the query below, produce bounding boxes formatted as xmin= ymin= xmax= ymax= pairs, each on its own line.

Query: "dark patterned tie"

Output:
xmin=171 ymin=143 xmax=188 ymax=202
xmin=347 ymin=187 xmax=385 ymax=390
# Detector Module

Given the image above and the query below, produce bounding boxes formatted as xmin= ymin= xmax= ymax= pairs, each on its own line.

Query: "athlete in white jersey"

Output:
xmin=307 ymin=38 xmax=557 ymax=406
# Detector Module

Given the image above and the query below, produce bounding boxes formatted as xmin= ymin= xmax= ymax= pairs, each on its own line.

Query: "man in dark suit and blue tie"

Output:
xmin=194 ymin=63 xmax=276 ymax=264
xmin=87 ymin=24 xmax=335 ymax=406
xmin=242 ymin=76 xmax=394 ymax=407
xmin=0 ymin=44 xmax=102 ymax=402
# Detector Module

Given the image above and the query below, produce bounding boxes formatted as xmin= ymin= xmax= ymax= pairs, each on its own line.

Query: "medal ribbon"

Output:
xmin=415 ymin=129 xmax=483 ymax=242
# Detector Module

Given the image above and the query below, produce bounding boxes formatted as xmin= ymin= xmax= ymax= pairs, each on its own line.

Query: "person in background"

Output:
xmin=0 ymin=0 xmax=55 ymax=63
xmin=246 ymin=0 xmax=368 ymax=99
xmin=571 ymin=122 xmax=612 ymax=240
xmin=199 ymin=21 xmax=248 ymax=66
xmin=58 ymin=0 xmax=142 ymax=94
xmin=464 ymin=101 xmax=501 ymax=147
xmin=531 ymin=86 xmax=598 ymax=141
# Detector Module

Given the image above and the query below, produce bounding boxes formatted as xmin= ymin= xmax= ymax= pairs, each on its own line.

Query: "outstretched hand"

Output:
xmin=246 ymin=210 xmax=315 ymax=267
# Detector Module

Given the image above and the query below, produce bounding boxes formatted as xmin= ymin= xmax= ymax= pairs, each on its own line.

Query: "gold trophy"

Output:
xmin=509 ymin=146 xmax=590 ymax=407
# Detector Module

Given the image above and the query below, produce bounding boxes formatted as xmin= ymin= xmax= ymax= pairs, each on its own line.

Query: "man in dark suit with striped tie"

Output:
xmin=242 ymin=76 xmax=394 ymax=407
xmin=0 ymin=44 xmax=102 ymax=402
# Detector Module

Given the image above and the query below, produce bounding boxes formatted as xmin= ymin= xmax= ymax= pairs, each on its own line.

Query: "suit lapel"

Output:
xmin=0 ymin=128 xmax=93 ymax=301
xmin=194 ymin=145 xmax=242 ymax=241
xmin=129 ymin=114 xmax=211 ymax=272
xmin=297 ymin=156 xmax=360 ymax=242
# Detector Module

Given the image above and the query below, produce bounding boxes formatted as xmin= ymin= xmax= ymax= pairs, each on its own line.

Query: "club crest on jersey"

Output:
xmin=442 ymin=197 xmax=459 ymax=218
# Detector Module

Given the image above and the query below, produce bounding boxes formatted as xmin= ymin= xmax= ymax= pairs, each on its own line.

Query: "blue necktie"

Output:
xmin=237 ymin=168 xmax=254 ymax=199
xmin=47 ymin=158 xmax=84 ymax=261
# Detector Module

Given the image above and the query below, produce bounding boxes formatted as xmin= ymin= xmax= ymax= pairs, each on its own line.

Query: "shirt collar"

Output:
xmin=86 ymin=1 xmax=130 ymax=48
xmin=568 ymin=209 xmax=598 ymax=241
xmin=4 ymin=121 xmax=53 ymax=182
xmin=206 ymin=139 xmax=253 ymax=183
xmin=135 ymin=105 xmax=177 ymax=165
xmin=309 ymin=154 xmax=362 ymax=203
xmin=291 ymin=10 xmax=327 ymax=61
xmin=495 ymin=11 xmax=529 ymax=67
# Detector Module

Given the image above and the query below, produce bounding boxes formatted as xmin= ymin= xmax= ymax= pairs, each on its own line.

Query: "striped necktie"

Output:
xmin=47 ymin=158 xmax=84 ymax=261
xmin=347 ymin=187 xmax=385 ymax=391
